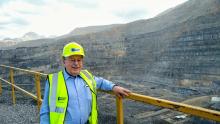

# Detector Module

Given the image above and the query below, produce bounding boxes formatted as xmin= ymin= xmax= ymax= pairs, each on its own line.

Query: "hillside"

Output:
xmin=2 ymin=0 xmax=219 ymax=82
xmin=0 ymin=0 xmax=220 ymax=123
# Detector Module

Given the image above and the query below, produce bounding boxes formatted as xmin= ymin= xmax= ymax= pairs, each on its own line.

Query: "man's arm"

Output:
xmin=95 ymin=77 xmax=130 ymax=98
xmin=40 ymin=80 xmax=50 ymax=124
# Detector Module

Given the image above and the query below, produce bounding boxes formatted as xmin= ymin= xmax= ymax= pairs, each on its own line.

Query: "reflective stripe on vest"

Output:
xmin=48 ymin=71 xmax=68 ymax=124
xmin=48 ymin=70 xmax=98 ymax=124
xmin=50 ymin=73 xmax=58 ymax=112
xmin=80 ymin=70 xmax=96 ymax=94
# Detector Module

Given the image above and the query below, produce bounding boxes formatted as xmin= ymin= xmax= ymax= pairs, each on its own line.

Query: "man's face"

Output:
xmin=63 ymin=55 xmax=83 ymax=76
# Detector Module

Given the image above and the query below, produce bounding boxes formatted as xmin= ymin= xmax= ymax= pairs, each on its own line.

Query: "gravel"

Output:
xmin=0 ymin=89 xmax=39 ymax=124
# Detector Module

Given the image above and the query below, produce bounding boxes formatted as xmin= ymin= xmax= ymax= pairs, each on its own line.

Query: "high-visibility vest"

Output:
xmin=48 ymin=70 xmax=98 ymax=124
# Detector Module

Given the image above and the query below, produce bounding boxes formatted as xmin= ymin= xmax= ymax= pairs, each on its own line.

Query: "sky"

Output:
xmin=0 ymin=0 xmax=188 ymax=40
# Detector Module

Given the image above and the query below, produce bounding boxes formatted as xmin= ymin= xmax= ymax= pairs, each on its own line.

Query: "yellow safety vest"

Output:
xmin=48 ymin=70 xmax=98 ymax=124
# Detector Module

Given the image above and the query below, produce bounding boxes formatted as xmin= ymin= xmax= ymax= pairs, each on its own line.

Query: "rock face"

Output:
xmin=0 ymin=0 xmax=220 ymax=123
xmin=0 ymin=0 xmax=219 ymax=95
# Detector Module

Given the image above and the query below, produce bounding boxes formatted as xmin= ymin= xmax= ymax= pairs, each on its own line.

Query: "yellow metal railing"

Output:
xmin=0 ymin=64 xmax=220 ymax=123
xmin=0 ymin=64 xmax=46 ymax=110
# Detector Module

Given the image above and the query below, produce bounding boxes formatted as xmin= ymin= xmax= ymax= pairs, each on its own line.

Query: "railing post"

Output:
xmin=0 ymin=80 xmax=2 ymax=95
xmin=116 ymin=97 xmax=124 ymax=124
xmin=10 ymin=68 xmax=16 ymax=105
xmin=35 ymin=73 xmax=42 ymax=111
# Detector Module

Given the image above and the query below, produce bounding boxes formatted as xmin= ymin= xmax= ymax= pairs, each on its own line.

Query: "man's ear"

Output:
xmin=61 ymin=56 xmax=66 ymax=66
xmin=63 ymin=60 xmax=65 ymax=65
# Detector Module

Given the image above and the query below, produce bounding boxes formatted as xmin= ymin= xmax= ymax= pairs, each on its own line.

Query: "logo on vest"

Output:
xmin=58 ymin=97 xmax=66 ymax=103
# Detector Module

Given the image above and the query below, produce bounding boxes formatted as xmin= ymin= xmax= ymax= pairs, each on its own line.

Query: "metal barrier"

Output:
xmin=0 ymin=64 xmax=220 ymax=123
xmin=0 ymin=64 xmax=46 ymax=111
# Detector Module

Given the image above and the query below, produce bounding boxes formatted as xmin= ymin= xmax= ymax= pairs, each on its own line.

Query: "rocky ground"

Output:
xmin=0 ymin=89 xmax=39 ymax=124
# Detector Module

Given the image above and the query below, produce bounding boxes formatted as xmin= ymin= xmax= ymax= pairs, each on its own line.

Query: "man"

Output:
xmin=40 ymin=42 xmax=130 ymax=124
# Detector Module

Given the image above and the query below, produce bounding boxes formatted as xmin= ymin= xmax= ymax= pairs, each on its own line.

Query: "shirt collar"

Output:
xmin=63 ymin=68 xmax=81 ymax=80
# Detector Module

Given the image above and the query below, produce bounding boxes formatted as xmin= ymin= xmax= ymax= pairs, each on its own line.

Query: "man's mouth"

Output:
xmin=72 ymin=66 xmax=79 ymax=69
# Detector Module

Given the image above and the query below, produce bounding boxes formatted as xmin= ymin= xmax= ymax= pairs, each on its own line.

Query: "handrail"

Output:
xmin=98 ymin=90 xmax=220 ymax=122
xmin=0 ymin=77 xmax=42 ymax=103
xmin=127 ymin=93 xmax=220 ymax=122
xmin=0 ymin=64 xmax=47 ymax=76
xmin=0 ymin=64 xmax=220 ymax=123
xmin=0 ymin=64 xmax=45 ymax=110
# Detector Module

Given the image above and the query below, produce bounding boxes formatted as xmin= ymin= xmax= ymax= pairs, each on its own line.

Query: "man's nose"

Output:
xmin=72 ymin=61 xmax=78 ymax=66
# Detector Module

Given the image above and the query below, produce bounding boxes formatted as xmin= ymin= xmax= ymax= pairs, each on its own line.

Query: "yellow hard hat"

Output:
xmin=62 ymin=42 xmax=85 ymax=57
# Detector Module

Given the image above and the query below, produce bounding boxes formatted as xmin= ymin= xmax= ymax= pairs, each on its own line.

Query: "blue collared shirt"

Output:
xmin=40 ymin=69 xmax=115 ymax=124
